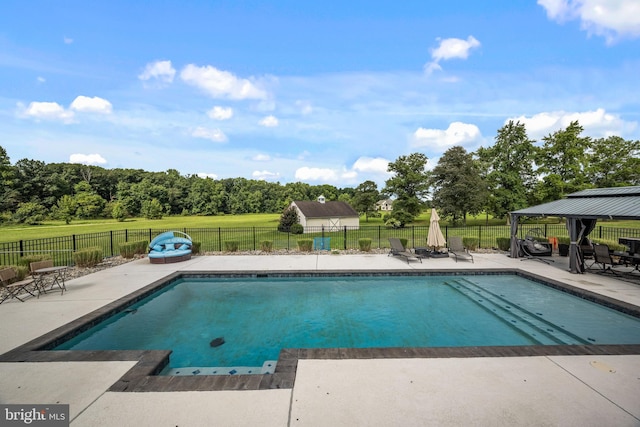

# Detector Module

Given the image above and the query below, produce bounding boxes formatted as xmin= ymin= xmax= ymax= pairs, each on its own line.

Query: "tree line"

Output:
xmin=1 ymin=120 xmax=638 ymax=226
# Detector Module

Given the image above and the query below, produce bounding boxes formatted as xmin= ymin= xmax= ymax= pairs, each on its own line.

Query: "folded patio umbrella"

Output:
xmin=427 ymin=208 xmax=446 ymax=250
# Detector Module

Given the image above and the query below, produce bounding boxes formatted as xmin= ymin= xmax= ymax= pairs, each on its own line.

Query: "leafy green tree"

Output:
xmin=586 ymin=136 xmax=640 ymax=187
xmin=476 ymin=121 xmax=537 ymax=219
xmin=13 ymin=202 xmax=47 ymax=225
xmin=73 ymin=181 xmax=105 ymax=219
xmin=430 ymin=146 xmax=486 ymax=225
xmin=382 ymin=153 xmax=430 ymax=225
xmin=54 ymin=195 xmax=77 ymax=224
xmin=186 ymin=177 xmax=225 ymax=215
xmin=110 ymin=201 xmax=128 ymax=222
xmin=352 ymin=180 xmax=379 ymax=222
xmin=141 ymin=198 xmax=163 ymax=219
xmin=535 ymin=121 xmax=591 ymax=202
xmin=0 ymin=146 xmax=18 ymax=212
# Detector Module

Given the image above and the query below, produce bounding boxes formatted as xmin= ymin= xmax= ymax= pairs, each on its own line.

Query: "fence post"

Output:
xmin=378 ymin=226 xmax=381 ymax=249
xmin=125 ymin=229 xmax=129 ymax=243
xmin=253 ymin=227 xmax=256 ymax=251
xmin=218 ymin=228 xmax=222 ymax=252
xmin=19 ymin=240 xmax=24 ymax=258
xmin=110 ymin=230 xmax=114 ymax=257
xmin=478 ymin=226 xmax=482 ymax=249
xmin=72 ymin=235 xmax=77 ymax=252
xmin=344 ymin=226 xmax=347 ymax=250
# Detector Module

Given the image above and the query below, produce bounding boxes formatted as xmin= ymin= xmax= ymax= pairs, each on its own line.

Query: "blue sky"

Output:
xmin=1 ymin=0 xmax=639 ymax=188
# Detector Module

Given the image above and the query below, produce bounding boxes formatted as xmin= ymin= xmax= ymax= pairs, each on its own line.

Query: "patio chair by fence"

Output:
xmin=448 ymin=236 xmax=474 ymax=263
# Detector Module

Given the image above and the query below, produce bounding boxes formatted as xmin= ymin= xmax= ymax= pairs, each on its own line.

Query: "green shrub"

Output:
xmin=119 ymin=240 xmax=148 ymax=258
xmin=496 ymin=237 xmax=511 ymax=251
xmin=17 ymin=254 xmax=51 ymax=268
xmin=290 ymin=223 xmax=304 ymax=234
xmin=557 ymin=236 xmax=571 ymax=245
xmin=224 ymin=241 xmax=239 ymax=252
xmin=297 ymin=239 xmax=313 ymax=251
xmin=73 ymin=247 xmax=103 ymax=268
xmin=260 ymin=240 xmax=273 ymax=252
xmin=463 ymin=238 xmax=479 ymax=250
xmin=191 ymin=242 xmax=201 ymax=254
xmin=358 ymin=238 xmax=372 ymax=252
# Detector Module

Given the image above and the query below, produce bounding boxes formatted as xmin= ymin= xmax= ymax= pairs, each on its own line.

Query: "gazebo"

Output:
xmin=509 ymin=186 xmax=640 ymax=274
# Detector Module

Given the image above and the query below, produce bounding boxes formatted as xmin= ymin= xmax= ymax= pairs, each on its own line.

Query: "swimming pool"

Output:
xmin=54 ymin=273 xmax=640 ymax=375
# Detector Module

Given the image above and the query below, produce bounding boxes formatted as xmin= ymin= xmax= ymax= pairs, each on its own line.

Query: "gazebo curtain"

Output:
xmin=567 ymin=218 xmax=597 ymax=273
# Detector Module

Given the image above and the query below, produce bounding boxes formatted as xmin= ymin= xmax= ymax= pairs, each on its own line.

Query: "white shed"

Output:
xmin=290 ymin=196 xmax=360 ymax=231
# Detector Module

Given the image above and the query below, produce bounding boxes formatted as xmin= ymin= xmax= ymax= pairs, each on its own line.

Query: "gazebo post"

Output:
xmin=509 ymin=213 xmax=519 ymax=258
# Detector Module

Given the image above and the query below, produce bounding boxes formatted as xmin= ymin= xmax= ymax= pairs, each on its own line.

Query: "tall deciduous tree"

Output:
xmin=383 ymin=153 xmax=430 ymax=225
xmin=430 ymin=146 xmax=486 ymax=225
xmin=586 ymin=136 xmax=640 ymax=187
xmin=0 ymin=146 xmax=18 ymax=213
xmin=352 ymin=180 xmax=379 ymax=222
xmin=476 ymin=121 xmax=537 ymax=220
xmin=535 ymin=120 xmax=591 ymax=202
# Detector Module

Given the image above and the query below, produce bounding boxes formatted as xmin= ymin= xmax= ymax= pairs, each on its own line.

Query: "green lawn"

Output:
xmin=1 ymin=212 xmax=637 ymax=243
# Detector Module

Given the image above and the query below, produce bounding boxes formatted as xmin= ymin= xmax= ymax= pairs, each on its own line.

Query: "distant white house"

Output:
xmin=376 ymin=199 xmax=393 ymax=211
xmin=290 ymin=195 xmax=360 ymax=231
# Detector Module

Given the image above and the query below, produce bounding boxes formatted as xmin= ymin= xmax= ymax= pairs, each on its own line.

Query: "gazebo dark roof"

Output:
xmin=511 ymin=186 xmax=640 ymax=220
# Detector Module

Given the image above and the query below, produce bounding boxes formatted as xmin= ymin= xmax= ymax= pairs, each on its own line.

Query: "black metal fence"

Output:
xmin=1 ymin=224 xmax=639 ymax=267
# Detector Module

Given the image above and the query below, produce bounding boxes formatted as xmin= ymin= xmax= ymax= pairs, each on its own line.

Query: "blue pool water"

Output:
xmin=55 ymin=275 xmax=640 ymax=372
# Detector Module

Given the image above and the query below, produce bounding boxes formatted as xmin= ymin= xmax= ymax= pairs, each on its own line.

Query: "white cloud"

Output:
xmin=352 ymin=157 xmax=390 ymax=174
xmin=196 ymin=172 xmax=218 ymax=179
xmin=180 ymin=64 xmax=267 ymax=99
xmin=425 ymin=36 xmax=481 ymax=74
xmin=207 ymin=106 xmax=233 ymax=120
xmin=295 ymin=166 xmax=339 ymax=182
xmin=259 ymin=115 xmax=279 ymax=127
xmin=22 ymin=101 xmax=74 ymax=122
xmin=37 ymin=76 xmax=45 ymax=83
xmin=252 ymin=154 xmax=271 ymax=161
xmin=296 ymin=100 xmax=313 ymax=115
xmin=138 ymin=60 xmax=176 ymax=83
xmin=63 ymin=37 xmax=73 ymax=44
xmin=252 ymin=170 xmax=280 ymax=180
xmin=508 ymin=108 xmax=637 ymax=139
xmin=412 ymin=122 xmax=482 ymax=148
xmin=538 ymin=0 xmax=640 ymax=43
xmin=70 ymin=96 xmax=113 ymax=114
xmin=69 ymin=153 xmax=107 ymax=165
xmin=191 ymin=126 xmax=228 ymax=142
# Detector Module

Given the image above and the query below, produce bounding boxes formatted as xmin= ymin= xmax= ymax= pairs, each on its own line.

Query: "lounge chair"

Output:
xmin=388 ymin=238 xmax=422 ymax=264
xmin=148 ymin=231 xmax=193 ymax=264
xmin=448 ymin=236 xmax=474 ymax=263
xmin=591 ymin=243 xmax=628 ymax=275
xmin=0 ymin=267 xmax=36 ymax=304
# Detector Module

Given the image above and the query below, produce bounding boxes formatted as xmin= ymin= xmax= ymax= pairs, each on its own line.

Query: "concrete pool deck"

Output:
xmin=1 ymin=253 xmax=639 ymax=426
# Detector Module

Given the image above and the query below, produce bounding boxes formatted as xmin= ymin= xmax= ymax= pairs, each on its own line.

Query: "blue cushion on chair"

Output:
xmin=179 ymin=244 xmax=190 ymax=250
xmin=165 ymin=243 xmax=175 ymax=251
xmin=152 ymin=244 xmax=163 ymax=252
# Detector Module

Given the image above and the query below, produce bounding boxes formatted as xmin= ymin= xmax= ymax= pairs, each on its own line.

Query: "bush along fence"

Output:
xmin=1 ymin=224 xmax=639 ymax=267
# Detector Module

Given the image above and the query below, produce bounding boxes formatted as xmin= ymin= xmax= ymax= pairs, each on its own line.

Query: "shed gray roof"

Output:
xmin=511 ymin=186 xmax=640 ymax=220
xmin=293 ymin=201 xmax=359 ymax=218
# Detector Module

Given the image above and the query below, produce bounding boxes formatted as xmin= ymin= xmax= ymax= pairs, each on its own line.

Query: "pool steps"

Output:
xmin=445 ymin=278 xmax=590 ymax=346
xmin=162 ymin=360 xmax=277 ymax=376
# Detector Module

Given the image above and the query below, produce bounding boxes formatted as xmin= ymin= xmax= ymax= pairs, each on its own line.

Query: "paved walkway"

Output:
xmin=1 ymin=253 xmax=639 ymax=426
